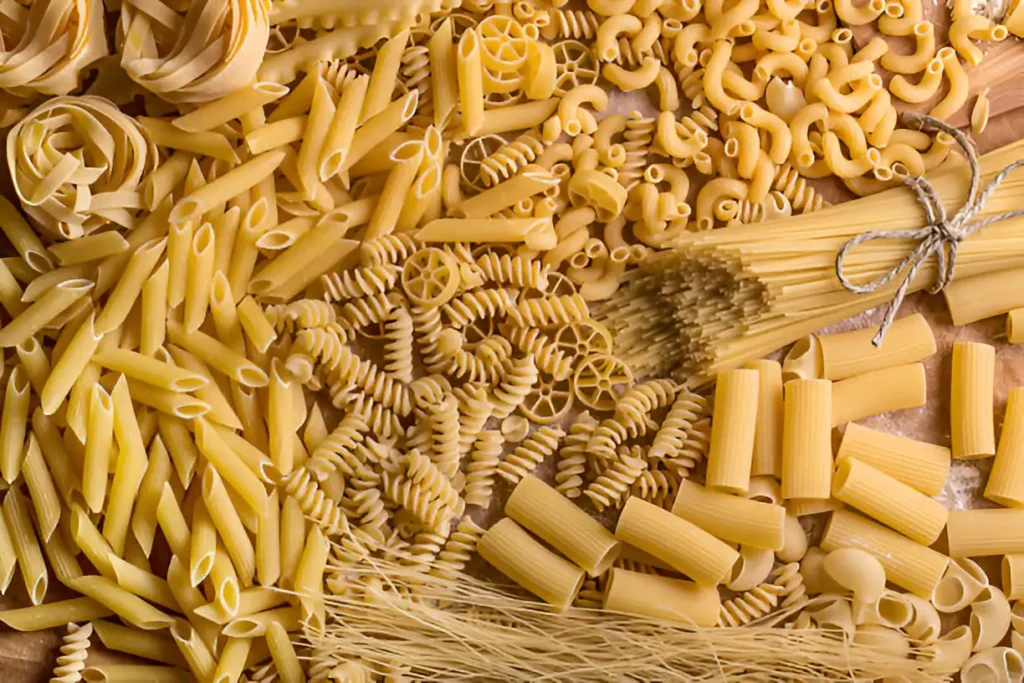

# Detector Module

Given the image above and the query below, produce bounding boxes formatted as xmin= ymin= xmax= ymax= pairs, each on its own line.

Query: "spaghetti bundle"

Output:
xmin=596 ymin=139 xmax=1024 ymax=380
xmin=7 ymin=96 xmax=158 ymax=240
xmin=116 ymin=0 xmax=270 ymax=103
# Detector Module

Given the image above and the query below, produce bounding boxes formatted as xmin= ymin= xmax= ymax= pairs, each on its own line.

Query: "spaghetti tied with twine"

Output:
xmin=835 ymin=112 xmax=1024 ymax=347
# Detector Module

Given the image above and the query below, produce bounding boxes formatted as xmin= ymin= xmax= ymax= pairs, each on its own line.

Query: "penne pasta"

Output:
xmin=257 ymin=490 xmax=282 ymax=588
xmin=107 ymin=555 xmax=179 ymax=612
xmin=21 ymin=434 xmax=61 ymax=542
xmin=0 ymin=365 xmax=31 ymax=483
xmin=131 ymin=436 xmax=173 ymax=557
xmin=103 ymin=377 xmax=150 ymax=557
xmin=0 ymin=597 xmax=112 ymax=632
xmin=210 ymin=539 xmax=242 ymax=617
xmin=69 ymin=575 xmax=174 ymax=630
xmin=166 ymin=320 xmax=269 ymax=387
xmin=202 ymin=466 xmax=257 ymax=587
xmin=2 ymin=487 xmax=47 ymax=604
xmin=94 ymin=348 xmax=208 ymax=393
xmin=82 ymin=665 xmax=192 ymax=682
xmin=92 ymin=620 xmax=187 ymax=667
xmin=0 ymin=506 xmax=17 ymax=594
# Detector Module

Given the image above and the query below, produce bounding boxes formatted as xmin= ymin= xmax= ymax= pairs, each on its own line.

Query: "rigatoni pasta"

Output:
xmin=670 ymin=479 xmax=786 ymax=551
xmin=705 ymin=368 xmax=759 ymax=494
xmin=817 ymin=313 xmax=936 ymax=380
xmin=836 ymin=423 xmax=950 ymax=496
xmin=781 ymin=379 xmax=832 ymax=501
xmin=951 ymin=342 xmax=996 ymax=459
xmin=830 ymin=362 xmax=927 ymax=427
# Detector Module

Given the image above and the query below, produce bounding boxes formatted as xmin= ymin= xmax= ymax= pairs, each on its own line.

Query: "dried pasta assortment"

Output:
xmin=0 ymin=0 xmax=1019 ymax=681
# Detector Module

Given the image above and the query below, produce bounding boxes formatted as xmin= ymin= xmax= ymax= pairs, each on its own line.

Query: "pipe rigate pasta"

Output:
xmin=497 ymin=425 xmax=565 ymax=484
xmin=960 ymin=647 xmax=1024 ymax=683
xmin=970 ymin=585 xmax=1012 ymax=652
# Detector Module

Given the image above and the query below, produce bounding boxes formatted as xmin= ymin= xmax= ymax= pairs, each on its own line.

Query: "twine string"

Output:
xmin=835 ymin=112 xmax=1024 ymax=347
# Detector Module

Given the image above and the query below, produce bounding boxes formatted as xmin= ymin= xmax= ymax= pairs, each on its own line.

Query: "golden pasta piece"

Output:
xmin=950 ymin=342 xmax=995 ymax=460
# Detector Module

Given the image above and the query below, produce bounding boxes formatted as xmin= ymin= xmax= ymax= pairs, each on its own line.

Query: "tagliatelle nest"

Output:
xmin=6 ymin=95 xmax=157 ymax=239
xmin=116 ymin=0 xmax=271 ymax=103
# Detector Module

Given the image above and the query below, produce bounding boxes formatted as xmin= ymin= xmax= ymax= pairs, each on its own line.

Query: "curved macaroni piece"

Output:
xmin=602 ymin=57 xmax=661 ymax=91
xmin=971 ymin=585 xmax=1012 ymax=652
xmin=497 ymin=425 xmax=566 ymax=483
xmin=949 ymin=15 xmax=1007 ymax=67
xmin=933 ymin=557 xmax=989 ymax=613
xmin=960 ymin=647 xmax=1024 ymax=682
xmin=739 ymin=103 xmax=791 ymax=165
xmin=595 ymin=14 xmax=643 ymax=62
xmin=834 ymin=0 xmax=885 ymax=24
xmin=878 ymin=0 xmax=923 ymax=34
xmin=922 ymin=625 xmax=973 ymax=674
xmin=889 ymin=56 xmax=945 ymax=104
xmin=930 ymin=47 xmax=969 ymax=121
xmin=703 ymin=40 xmax=742 ymax=114
xmin=881 ymin=21 xmax=936 ymax=74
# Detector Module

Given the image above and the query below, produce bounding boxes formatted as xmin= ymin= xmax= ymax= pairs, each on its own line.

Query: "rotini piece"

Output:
xmin=442 ymin=346 xmax=504 ymax=384
xmin=583 ymin=451 xmax=648 ymax=512
xmin=503 ymin=325 xmax=574 ymax=380
xmin=343 ymin=394 xmax=404 ymax=441
xmin=288 ymin=324 xmax=354 ymax=382
xmin=555 ymin=412 xmax=598 ymax=498
xmin=410 ymin=375 xmax=452 ymax=415
xmin=401 ymin=44 xmax=434 ymax=124
xmin=721 ymin=193 xmax=794 ymax=226
xmin=50 ymin=622 xmax=92 ymax=683
xmin=665 ymin=418 xmax=711 ymax=479
xmin=280 ymin=467 xmax=350 ymax=536
xmin=441 ymin=288 xmax=520 ymax=328
xmin=404 ymin=449 xmax=460 ymax=508
xmin=773 ymin=164 xmax=830 ymax=214
xmin=266 ymin=300 xmax=340 ymax=334
xmin=342 ymin=476 xmax=390 ymax=542
xmin=383 ymin=472 xmax=456 ymax=532
xmin=360 ymin=234 xmax=422 ymax=267
xmin=383 ymin=307 xmax=415 ymax=383
xmin=426 ymin=398 xmax=462 ymax=480
xmin=679 ymin=103 xmax=720 ymax=138
xmin=399 ymin=528 xmax=450 ymax=575
xmin=619 ymin=111 xmax=655 ymax=190
xmin=615 ymin=379 xmax=677 ymax=428
xmin=543 ymin=9 xmax=600 ymax=39
xmin=648 ymin=390 xmax=711 ymax=462
xmin=497 ymin=425 xmax=566 ymax=484
xmin=464 ymin=430 xmax=502 ymax=509
xmin=405 ymin=420 xmax=433 ymax=454
xmin=454 ymin=384 xmax=494 ymax=455
xmin=631 ymin=466 xmax=680 ymax=509
xmin=480 ymin=130 xmax=549 ymax=186
xmin=573 ymin=578 xmax=604 ymax=609
xmin=476 ymin=253 xmax=551 ymax=291
xmin=586 ymin=416 xmax=650 ymax=461
xmin=322 ymin=265 xmax=401 ymax=302
xmin=770 ymin=562 xmax=809 ymax=610
xmin=339 ymin=292 xmax=404 ymax=329
xmin=412 ymin=306 xmax=449 ymax=373
xmin=431 ymin=517 xmax=486 ymax=579
xmin=490 ymin=354 xmax=539 ymax=419
xmin=308 ymin=414 xmax=371 ymax=477
xmin=328 ymin=357 xmax=414 ymax=417
xmin=506 ymin=293 xmax=590 ymax=327
xmin=719 ymin=582 xmax=787 ymax=627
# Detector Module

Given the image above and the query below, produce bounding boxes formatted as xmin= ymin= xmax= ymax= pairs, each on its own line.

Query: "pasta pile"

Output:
xmin=0 ymin=0 xmax=1019 ymax=681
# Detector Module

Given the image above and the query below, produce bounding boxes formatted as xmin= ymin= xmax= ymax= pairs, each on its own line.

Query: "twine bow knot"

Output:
xmin=836 ymin=112 xmax=1024 ymax=347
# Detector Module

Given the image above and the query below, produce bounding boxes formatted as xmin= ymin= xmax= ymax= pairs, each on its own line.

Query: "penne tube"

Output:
xmin=40 ymin=311 xmax=103 ymax=415
xmin=170 ymin=619 xmax=217 ymax=683
xmin=71 ymin=504 xmax=116 ymax=580
xmin=319 ymin=75 xmax=369 ymax=181
xmin=103 ymin=377 xmax=150 ymax=556
xmin=212 ymin=206 xmax=242 ymax=277
xmin=107 ymin=555 xmax=179 ymax=612
xmin=478 ymin=518 xmax=585 ymax=612
xmin=246 ymin=116 xmax=306 ymax=155
xmin=836 ymin=423 xmax=950 ymax=496
xmin=208 ymin=273 xmax=245 ymax=353
xmin=170 ymin=149 xmax=287 ymax=226
xmin=0 ymin=506 xmax=17 ymax=593
xmin=947 ymin=508 xmax=1024 ymax=557
xmin=99 ymin=375 xmax=209 ymax=420
xmin=236 ymin=296 xmax=276 ymax=354
xmin=706 ymin=368 xmax=759 ymax=494
xmin=156 ymin=485 xmax=190 ymax=568
xmin=213 ymin=636 xmax=252 ymax=683
xmin=49 ymin=232 xmax=129 ymax=266
xmin=988 ymin=387 xmax=1024 ymax=506
xmin=165 ymin=557 xmax=221 ymax=653
xmin=92 ymin=620 xmax=187 ymax=667
xmin=460 ymin=98 xmax=559 ymax=138
xmin=615 ymin=497 xmax=738 ymax=587
xmin=69 ymin=575 xmax=174 ymax=630
xmin=279 ymin=495 xmax=306 ymax=589
xmin=362 ymin=30 xmax=408 ymax=122
xmin=32 ymin=408 xmax=78 ymax=506
xmin=21 ymin=264 xmax=94 ymax=304
xmin=173 ymin=82 xmax=288 ymax=133
xmin=247 ymin=211 xmax=356 ymax=296
xmin=167 ymin=320 xmax=268 ymax=387
xmin=363 ymin=142 xmax=425 ymax=241
xmin=194 ymin=587 xmax=289 ymax=625
xmin=818 ymin=313 xmax=936 ymax=380
xmin=131 ymin=436 xmax=173 ymax=556
xmin=0 ymin=258 xmax=25 ymax=318
xmin=0 ymin=197 xmax=53 ymax=272
xmin=268 ymin=359 xmax=295 ymax=477
xmin=202 ymin=466 xmax=257 ymax=587
xmin=189 ymin=501 xmax=216 ymax=587
xmin=94 ymin=237 xmax=167 ymax=335
xmin=1 ymin=365 xmax=30 ymax=483
xmin=3 ymin=487 xmax=47 ymax=605
xmin=140 ymin=260 xmax=169 ymax=357
xmin=210 ymin=540 xmax=241 ymax=617
xmin=747 ymin=359 xmax=784 ymax=477
xmin=0 ymin=278 xmax=93 ymax=347
xmin=457 ymin=29 xmax=484 ymax=135
xmin=257 ymin=490 xmax=282 ymax=588
xmin=293 ymin=525 xmax=328 ymax=600
xmin=831 ymin=362 xmax=927 ymax=427
xmin=21 ymin=435 xmax=61 ymax=542
xmin=951 ymin=342 xmax=995 ymax=459
xmin=213 ymin=424 xmax=278 ymax=484
xmin=832 ymin=457 xmax=948 ymax=545
xmin=505 ymin=474 xmax=621 ymax=576
xmin=671 ymin=479 xmax=786 ymax=551
xmin=158 ymin=415 xmax=200 ymax=488
xmin=297 ymin=75 xmax=335 ymax=201
xmin=266 ymin=620 xmax=304 ymax=683
xmin=417 ymin=217 xmax=557 ymax=250
xmin=603 ymin=568 xmax=721 ymax=627
xmin=15 ymin=337 xmax=50 ymax=394
xmin=823 ymin=508 xmax=949 ymax=597
xmin=455 ymin=170 xmax=560 ymax=219
xmin=195 ymin=417 xmax=269 ymax=514
xmin=142 ymin=152 xmax=193 ymax=211
xmin=82 ymin=664 xmax=192 ymax=682
xmin=781 ymin=379 xmax=832 ymax=501
xmin=94 ymin=348 xmax=208 ymax=393
xmin=166 ymin=220 xmax=193 ymax=310
xmin=222 ymin=606 xmax=301 ymax=638
xmin=0 ymin=597 xmax=112 ymax=632
xmin=429 ymin=18 xmax=459 ymax=128
xmin=165 ymin=347 xmax=243 ymax=431
xmin=138 ymin=117 xmax=239 ymax=164
xmin=943 ymin=267 xmax=1024 ymax=325
xmin=184 ymin=223 xmax=216 ymax=333
xmin=42 ymin=524 xmax=83 ymax=587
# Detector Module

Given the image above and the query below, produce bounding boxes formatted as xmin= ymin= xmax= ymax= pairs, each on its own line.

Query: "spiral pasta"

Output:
xmin=442 ymin=288 xmax=520 ymax=328
xmin=268 ymin=301 xmax=341 ymax=335
xmin=383 ymin=471 xmax=457 ymax=532
xmin=280 ymin=467 xmax=350 ymax=536
xmin=507 ymin=293 xmax=590 ymax=327
xmin=383 ymin=307 xmax=415 ymax=383
xmin=648 ymin=390 xmax=711 ymax=461
xmin=490 ymin=354 xmax=539 ymax=419
xmin=615 ymin=379 xmax=677 ymax=428
xmin=543 ymin=9 xmax=600 ymax=40
xmin=309 ymin=414 xmax=372 ymax=478
xmin=329 ymin=358 xmax=414 ymax=417
xmin=401 ymin=44 xmax=434 ymax=123
xmin=410 ymin=375 xmax=452 ymax=415
xmin=503 ymin=326 xmax=574 ymax=380
xmin=583 ymin=450 xmax=648 ymax=511
xmin=50 ymin=622 xmax=92 ymax=683
xmin=476 ymin=253 xmax=552 ymax=290
xmin=719 ymin=582 xmax=787 ymax=627
xmin=340 ymin=292 xmax=404 ymax=329
xmin=412 ymin=305 xmax=449 ymax=374
xmin=361 ymin=234 xmax=422 ymax=267
xmin=427 ymin=397 xmax=462 ymax=480
xmin=323 ymin=265 xmax=401 ymax=302
xmin=292 ymin=326 xmax=360 ymax=383
xmin=344 ymin=395 xmax=404 ymax=441
xmin=465 ymin=430 xmax=502 ymax=508
xmin=773 ymin=163 xmax=830 ymax=213
xmin=117 ymin=0 xmax=270 ymax=102
xmin=431 ymin=517 xmax=487 ymax=579
xmin=480 ymin=129 xmax=549 ymax=186
xmin=586 ymin=418 xmax=633 ymax=461
xmin=8 ymin=96 xmax=157 ymax=240
xmin=497 ymin=425 xmax=566 ymax=484
xmin=399 ymin=528 xmax=450 ymax=574
xmin=554 ymin=411 xmax=598 ymax=498
xmin=343 ymin=477 xmax=390 ymax=542
xmin=631 ymin=466 xmax=680 ymax=509
xmin=404 ymin=449 xmax=461 ymax=510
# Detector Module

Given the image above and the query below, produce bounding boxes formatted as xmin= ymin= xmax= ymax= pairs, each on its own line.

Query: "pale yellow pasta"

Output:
xmin=173 ymin=83 xmax=288 ymax=134
xmin=107 ymin=555 xmax=178 ymax=612
xmin=131 ymin=437 xmax=172 ymax=557
xmin=319 ymin=77 xmax=369 ymax=182
xmin=983 ymin=386 xmax=1024 ymax=506
xmin=169 ymin=149 xmax=287 ymax=226
xmin=781 ymin=379 xmax=832 ymax=501
xmin=194 ymin=417 xmax=268 ymax=515
xmin=0 ymin=504 xmax=16 ymax=594
xmin=971 ymin=585 xmax=1012 ymax=651
xmin=616 ymin=497 xmax=738 ymax=587
xmin=478 ymin=518 xmax=585 ymax=612
xmin=0 ymin=597 xmax=112 ymax=632
xmin=468 ymin=99 xmax=559 ymax=139
xmin=1004 ymin=555 xmax=1024 ymax=600
xmin=211 ymin=539 xmax=241 ymax=617
xmin=93 ymin=348 xmax=207 ymax=394
xmin=166 ymin=320 xmax=269 ymax=388
xmin=951 ymin=342 xmax=995 ymax=460
xmin=139 ymin=261 xmax=169 ymax=358
xmin=524 ymin=40 xmax=557 ymax=100
xmin=256 ymin=490 xmax=281 ymax=589
xmin=71 ymin=503 xmax=117 ymax=581
xmin=142 ymin=153 xmax=193 ymax=212
xmin=194 ymin=588 xmax=289 ymax=625
xmin=506 ymin=474 xmax=621 ymax=577
xmin=82 ymin=664 xmax=192 ymax=682
xmin=102 ymin=376 xmax=208 ymax=420
xmin=268 ymin=359 xmax=295 ymax=478
xmin=836 ymin=423 xmax=950 ymax=496
xmin=0 ymin=278 xmax=93 ymax=348
xmin=832 ymin=457 xmax=947 ymax=545
xmin=3 ymin=487 xmax=47 ymax=605
xmin=49 ymin=233 xmax=128 ymax=268
xmin=41 ymin=310 xmax=103 ymax=416
xmin=929 ymin=47 xmax=969 ymax=121
xmin=213 ymin=636 xmax=252 ymax=683
xmin=236 ymin=296 xmax=277 ymax=354
xmin=21 ymin=435 xmax=61 ymax=542
xmin=279 ymin=495 xmax=306 ymax=590
xmin=223 ymin=605 xmax=301 ymax=638
xmin=0 ymin=365 xmax=30 ymax=484
xmin=943 ymin=268 xmax=1024 ymax=325
xmin=603 ymin=568 xmax=721 ymax=627
xmin=948 ymin=509 xmax=1024 ymax=557
xmin=170 ymin=619 xmax=217 ymax=683
xmin=822 ymin=509 xmax=949 ymax=597
xmin=671 ymin=479 xmax=786 ymax=551
xmin=429 ymin=18 xmax=459 ymax=128
xmin=202 ymin=465 xmax=256 ymax=587
xmin=823 ymin=548 xmax=887 ymax=610
xmin=165 ymin=558 xmax=219 ymax=652
xmin=246 ymin=216 xmax=359 ymax=298
xmin=183 ymin=223 xmax=216 ymax=333
xmin=881 ymin=21 xmax=936 ymax=74
xmin=746 ymin=359 xmax=783 ymax=477
xmin=417 ymin=217 xmax=557 ymax=250
xmin=706 ymin=368 xmax=759 ymax=494
xmin=364 ymin=143 xmax=425 ymax=241
xmin=819 ymin=313 xmax=935 ymax=380
xmin=960 ymin=647 xmax=1024 ymax=682
xmin=92 ymin=620 xmax=186 ymax=667
xmin=103 ymin=377 xmax=150 ymax=557
xmin=69 ymin=575 xmax=173 ymax=630
xmin=189 ymin=501 xmax=216 ymax=588
xmin=167 ymin=221 xmax=193 ymax=310
xmin=362 ymin=29 xmax=409 ymax=123
xmin=831 ymin=362 xmax=926 ymax=427
xmin=138 ymin=118 xmax=240 ymax=164
xmin=266 ymin=620 xmax=304 ymax=683
xmin=457 ymin=30 xmax=485 ymax=136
